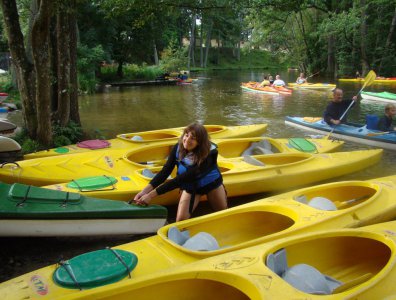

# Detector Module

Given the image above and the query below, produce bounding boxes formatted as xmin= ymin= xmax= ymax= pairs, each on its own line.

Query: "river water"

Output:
xmin=2 ymin=69 xmax=396 ymax=283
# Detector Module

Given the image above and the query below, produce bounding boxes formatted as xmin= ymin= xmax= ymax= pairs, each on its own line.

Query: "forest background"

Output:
xmin=0 ymin=0 xmax=395 ymax=149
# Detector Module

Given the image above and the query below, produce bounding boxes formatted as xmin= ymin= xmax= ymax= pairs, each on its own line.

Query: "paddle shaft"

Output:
xmin=307 ymin=71 xmax=320 ymax=78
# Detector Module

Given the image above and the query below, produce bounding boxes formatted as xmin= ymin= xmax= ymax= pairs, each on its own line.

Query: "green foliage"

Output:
xmin=52 ymin=121 xmax=84 ymax=146
xmin=13 ymin=129 xmax=40 ymax=154
xmin=159 ymin=39 xmax=188 ymax=72
xmin=77 ymin=44 xmax=105 ymax=93
xmin=100 ymin=64 xmax=164 ymax=81
xmin=21 ymin=138 xmax=41 ymax=154
xmin=15 ymin=121 xmax=85 ymax=154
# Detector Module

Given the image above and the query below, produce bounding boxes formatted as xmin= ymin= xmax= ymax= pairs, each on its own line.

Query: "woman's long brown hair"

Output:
xmin=178 ymin=123 xmax=211 ymax=165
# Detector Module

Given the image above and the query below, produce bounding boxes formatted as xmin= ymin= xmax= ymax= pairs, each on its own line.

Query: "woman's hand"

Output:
xmin=134 ymin=190 xmax=147 ymax=202
xmin=133 ymin=188 xmax=158 ymax=206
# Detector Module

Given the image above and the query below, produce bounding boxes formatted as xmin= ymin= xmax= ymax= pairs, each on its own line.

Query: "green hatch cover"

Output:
xmin=53 ymin=248 xmax=138 ymax=289
xmin=288 ymin=138 xmax=317 ymax=153
xmin=8 ymin=183 xmax=81 ymax=203
xmin=66 ymin=176 xmax=118 ymax=191
xmin=54 ymin=147 xmax=70 ymax=154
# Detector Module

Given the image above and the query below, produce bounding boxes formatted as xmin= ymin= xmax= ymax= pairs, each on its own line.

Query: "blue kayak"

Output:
xmin=285 ymin=116 xmax=396 ymax=151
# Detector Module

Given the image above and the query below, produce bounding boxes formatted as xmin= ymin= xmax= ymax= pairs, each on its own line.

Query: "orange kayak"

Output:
xmin=241 ymin=82 xmax=292 ymax=95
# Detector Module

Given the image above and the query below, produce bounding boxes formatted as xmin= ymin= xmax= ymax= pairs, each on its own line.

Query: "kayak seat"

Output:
xmin=294 ymin=195 xmax=337 ymax=211
xmin=168 ymin=226 xmax=190 ymax=245
xmin=242 ymin=140 xmax=274 ymax=156
xmin=167 ymin=226 xmax=220 ymax=251
xmin=243 ymin=155 xmax=265 ymax=166
xmin=366 ymin=115 xmax=379 ymax=130
xmin=131 ymin=135 xmax=143 ymax=141
xmin=308 ymin=197 xmax=337 ymax=211
xmin=182 ymin=232 xmax=220 ymax=251
xmin=142 ymin=168 xmax=156 ymax=178
xmin=283 ymin=264 xmax=342 ymax=295
xmin=266 ymin=248 xmax=342 ymax=295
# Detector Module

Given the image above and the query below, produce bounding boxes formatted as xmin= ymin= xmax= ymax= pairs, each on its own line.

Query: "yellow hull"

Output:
xmin=3 ymin=176 xmax=396 ymax=299
xmin=339 ymin=78 xmax=396 ymax=84
xmin=44 ymin=147 xmax=381 ymax=206
xmin=74 ymin=221 xmax=396 ymax=300
xmin=23 ymin=124 xmax=268 ymax=159
xmin=288 ymin=82 xmax=336 ymax=90
xmin=1 ymin=137 xmax=345 ymax=187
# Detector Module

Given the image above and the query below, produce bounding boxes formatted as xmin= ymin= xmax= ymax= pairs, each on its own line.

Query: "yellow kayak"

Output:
xmin=339 ymin=77 xmax=396 ymax=84
xmin=1 ymin=137 xmax=345 ymax=187
xmin=288 ymin=82 xmax=336 ymax=90
xmin=23 ymin=123 xmax=268 ymax=159
xmin=43 ymin=144 xmax=380 ymax=207
xmin=72 ymin=220 xmax=396 ymax=300
xmin=3 ymin=175 xmax=396 ymax=299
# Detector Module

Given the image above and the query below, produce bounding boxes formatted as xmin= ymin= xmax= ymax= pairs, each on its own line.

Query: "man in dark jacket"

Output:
xmin=323 ymin=88 xmax=358 ymax=125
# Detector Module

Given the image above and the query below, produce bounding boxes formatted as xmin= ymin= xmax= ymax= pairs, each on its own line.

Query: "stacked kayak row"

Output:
xmin=0 ymin=120 xmax=17 ymax=134
xmin=23 ymin=123 xmax=268 ymax=159
xmin=241 ymin=82 xmax=292 ymax=95
xmin=361 ymin=91 xmax=396 ymax=104
xmin=2 ymin=176 xmax=396 ymax=299
xmin=1 ymin=134 xmax=382 ymax=200
xmin=41 ymin=139 xmax=382 ymax=205
xmin=285 ymin=116 xmax=396 ymax=151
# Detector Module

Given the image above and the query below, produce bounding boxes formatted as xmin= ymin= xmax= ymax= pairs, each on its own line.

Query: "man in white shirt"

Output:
xmin=273 ymin=75 xmax=286 ymax=86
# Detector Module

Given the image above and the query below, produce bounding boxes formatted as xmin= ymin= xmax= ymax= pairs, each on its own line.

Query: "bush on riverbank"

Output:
xmin=100 ymin=48 xmax=289 ymax=82
xmin=13 ymin=121 xmax=84 ymax=154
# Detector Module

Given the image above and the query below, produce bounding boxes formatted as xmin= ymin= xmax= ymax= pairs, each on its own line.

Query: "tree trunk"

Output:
xmin=204 ymin=19 xmax=213 ymax=68
xmin=117 ymin=61 xmax=123 ymax=78
xmin=1 ymin=0 xmax=80 ymax=146
xmin=360 ymin=0 xmax=370 ymax=75
xmin=153 ymin=41 xmax=159 ymax=65
xmin=31 ymin=0 xmax=53 ymax=146
xmin=69 ymin=0 xmax=80 ymax=125
xmin=0 ymin=0 xmax=37 ymax=137
xmin=199 ymin=18 xmax=204 ymax=68
xmin=188 ymin=13 xmax=197 ymax=70
xmin=327 ymin=34 xmax=336 ymax=77
xmin=55 ymin=3 xmax=71 ymax=127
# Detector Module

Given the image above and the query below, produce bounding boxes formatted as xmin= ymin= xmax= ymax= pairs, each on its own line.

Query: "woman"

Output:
xmin=296 ymin=72 xmax=307 ymax=84
xmin=134 ymin=123 xmax=228 ymax=221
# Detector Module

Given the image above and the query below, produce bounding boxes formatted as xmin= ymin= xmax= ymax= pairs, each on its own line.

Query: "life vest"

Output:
xmin=175 ymin=143 xmax=220 ymax=190
xmin=297 ymin=78 xmax=306 ymax=84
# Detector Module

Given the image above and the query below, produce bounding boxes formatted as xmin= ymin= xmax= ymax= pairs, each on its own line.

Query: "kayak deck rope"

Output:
xmin=60 ymin=192 xmax=70 ymax=208
xmin=106 ymin=247 xmax=132 ymax=278
xmin=58 ymin=260 xmax=82 ymax=290
xmin=16 ymin=185 xmax=31 ymax=207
